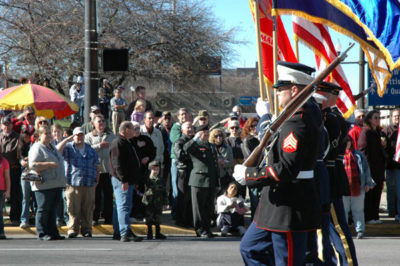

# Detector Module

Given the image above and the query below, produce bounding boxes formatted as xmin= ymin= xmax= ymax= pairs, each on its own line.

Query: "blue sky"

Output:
xmin=207 ymin=0 xmax=365 ymax=95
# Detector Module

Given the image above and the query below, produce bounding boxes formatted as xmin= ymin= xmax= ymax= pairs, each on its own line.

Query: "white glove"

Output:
xmin=256 ymin=97 xmax=271 ymax=118
xmin=233 ymin=165 xmax=247 ymax=186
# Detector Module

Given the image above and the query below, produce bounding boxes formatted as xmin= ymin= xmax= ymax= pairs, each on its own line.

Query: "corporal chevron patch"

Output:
xmin=282 ymin=132 xmax=298 ymax=153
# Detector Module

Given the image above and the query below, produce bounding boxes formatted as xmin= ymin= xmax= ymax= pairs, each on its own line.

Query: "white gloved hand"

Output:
xmin=233 ymin=165 xmax=247 ymax=186
xmin=256 ymin=97 xmax=271 ymax=118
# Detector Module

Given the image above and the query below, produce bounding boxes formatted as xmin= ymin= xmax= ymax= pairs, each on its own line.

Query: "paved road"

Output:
xmin=0 ymin=235 xmax=398 ymax=265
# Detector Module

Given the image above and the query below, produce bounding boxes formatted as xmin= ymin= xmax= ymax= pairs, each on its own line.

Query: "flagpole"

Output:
xmin=253 ymin=0 xmax=269 ymax=104
xmin=294 ymin=36 xmax=299 ymax=61
xmin=272 ymin=0 xmax=279 ymax=116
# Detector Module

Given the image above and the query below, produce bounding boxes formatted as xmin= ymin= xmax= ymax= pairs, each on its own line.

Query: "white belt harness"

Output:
xmin=296 ymin=170 xmax=314 ymax=179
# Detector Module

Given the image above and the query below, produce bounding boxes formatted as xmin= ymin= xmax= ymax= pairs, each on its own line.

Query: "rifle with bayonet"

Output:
xmin=243 ymin=43 xmax=355 ymax=167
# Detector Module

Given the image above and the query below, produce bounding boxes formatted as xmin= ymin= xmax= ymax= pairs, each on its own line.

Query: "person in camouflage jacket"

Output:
xmin=142 ymin=161 xmax=168 ymax=240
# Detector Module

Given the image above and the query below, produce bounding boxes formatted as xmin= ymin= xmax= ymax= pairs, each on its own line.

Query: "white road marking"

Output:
xmin=0 ymin=248 xmax=112 ymax=251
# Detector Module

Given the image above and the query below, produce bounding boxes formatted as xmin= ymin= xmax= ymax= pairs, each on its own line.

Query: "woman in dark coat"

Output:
xmin=240 ymin=117 xmax=260 ymax=220
xmin=357 ymin=110 xmax=386 ymax=224
xmin=129 ymin=121 xmax=156 ymax=220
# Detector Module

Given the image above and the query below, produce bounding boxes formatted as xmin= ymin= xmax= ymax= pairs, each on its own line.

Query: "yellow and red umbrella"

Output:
xmin=0 ymin=83 xmax=78 ymax=119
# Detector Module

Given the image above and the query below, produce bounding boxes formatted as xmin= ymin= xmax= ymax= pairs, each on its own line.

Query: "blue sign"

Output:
xmin=238 ymin=96 xmax=258 ymax=106
xmin=368 ymin=68 xmax=400 ymax=106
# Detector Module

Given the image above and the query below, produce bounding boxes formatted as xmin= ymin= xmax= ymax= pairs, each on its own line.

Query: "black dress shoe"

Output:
xmin=155 ymin=233 xmax=167 ymax=240
xmin=112 ymin=233 xmax=121 ymax=240
xmin=51 ymin=235 xmax=66 ymax=240
xmin=82 ymin=232 xmax=92 ymax=238
xmin=68 ymin=232 xmax=78 ymax=239
xmin=195 ymin=229 xmax=203 ymax=237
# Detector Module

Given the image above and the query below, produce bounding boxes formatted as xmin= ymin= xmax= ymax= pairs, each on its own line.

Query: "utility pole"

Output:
xmin=84 ymin=0 xmax=99 ymax=123
xmin=358 ymin=47 xmax=366 ymax=108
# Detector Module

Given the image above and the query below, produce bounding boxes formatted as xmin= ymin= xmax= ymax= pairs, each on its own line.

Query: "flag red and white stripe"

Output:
xmin=293 ymin=16 xmax=356 ymax=118
xmin=250 ymin=0 xmax=298 ymax=87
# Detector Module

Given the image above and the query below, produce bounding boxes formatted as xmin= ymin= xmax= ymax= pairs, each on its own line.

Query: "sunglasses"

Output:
xmin=39 ymin=120 xmax=48 ymax=124
xmin=199 ymin=117 xmax=207 ymax=121
xmin=230 ymin=126 xmax=239 ymax=130
xmin=214 ymin=134 xmax=223 ymax=138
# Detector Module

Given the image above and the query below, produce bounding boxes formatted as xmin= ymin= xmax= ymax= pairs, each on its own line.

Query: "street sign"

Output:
xmin=238 ymin=96 xmax=258 ymax=106
xmin=368 ymin=68 xmax=400 ymax=106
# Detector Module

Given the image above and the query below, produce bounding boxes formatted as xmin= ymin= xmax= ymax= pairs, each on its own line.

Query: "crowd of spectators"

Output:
xmin=0 ymin=77 xmax=398 ymax=242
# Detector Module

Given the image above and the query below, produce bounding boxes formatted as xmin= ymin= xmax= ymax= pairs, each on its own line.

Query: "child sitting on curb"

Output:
xmin=216 ymin=182 xmax=248 ymax=236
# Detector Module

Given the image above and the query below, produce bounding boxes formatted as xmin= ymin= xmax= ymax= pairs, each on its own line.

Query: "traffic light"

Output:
xmin=102 ymin=48 xmax=129 ymax=72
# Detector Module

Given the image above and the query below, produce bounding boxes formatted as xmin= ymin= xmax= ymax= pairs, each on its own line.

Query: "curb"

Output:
xmin=5 ymin=224 xmax=195 ymax=236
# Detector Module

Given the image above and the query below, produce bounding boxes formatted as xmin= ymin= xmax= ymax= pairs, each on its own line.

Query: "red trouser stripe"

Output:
xmin=286 ymin=232 xmax=294 ymax=266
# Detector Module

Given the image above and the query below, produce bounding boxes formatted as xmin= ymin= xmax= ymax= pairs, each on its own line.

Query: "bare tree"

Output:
xmin=0 ymin=0 xmax=238 ymax=93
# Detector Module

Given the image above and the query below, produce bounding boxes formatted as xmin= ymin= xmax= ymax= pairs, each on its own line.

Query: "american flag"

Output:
xmin=293 ymin=16 xmax=356 ymax=118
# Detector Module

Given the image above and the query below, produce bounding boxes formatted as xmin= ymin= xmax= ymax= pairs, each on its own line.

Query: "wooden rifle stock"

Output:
xmin=243 ymin=43 xmax=355 ymax=167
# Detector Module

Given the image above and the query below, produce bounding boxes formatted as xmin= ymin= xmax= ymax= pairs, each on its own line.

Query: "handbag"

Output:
xmin=21 ymin=170 xmax=44 ymax=183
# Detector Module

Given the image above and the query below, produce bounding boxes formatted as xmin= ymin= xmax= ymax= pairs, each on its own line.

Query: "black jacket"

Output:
xmin=109 ymin=134 xmax=140 ymax=185
xmin=245 ymin=101 xmax=321 ymax=232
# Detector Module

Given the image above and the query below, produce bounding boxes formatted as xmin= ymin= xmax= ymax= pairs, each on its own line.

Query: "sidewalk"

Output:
xmin=2 ymin=210 xmax=195 ymax=237
xmin=3 ymin=192 xmax=400 ymax=237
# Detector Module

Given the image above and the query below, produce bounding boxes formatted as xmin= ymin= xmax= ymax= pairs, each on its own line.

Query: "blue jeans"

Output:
xmin=343 ymin=193 xmax=365 ymax=232
xmin=386 ymin=169 xmax=398 ymax=215
xmin=34 ymin=188 xmax=63 ymax=238
xmin=20 ymin=179 xmax=36 ymax=224
xmin=170 ymin=159 xmax=178 ymax=217
xmin=0 ymin=191 xmax=4 ymax=235
xmin=56 ymin=189 xmax=68 ymax=223
xmin=112 ymin=177 xmax=134 ymax=236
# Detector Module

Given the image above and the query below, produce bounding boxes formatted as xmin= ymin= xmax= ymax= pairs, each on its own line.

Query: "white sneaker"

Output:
xmin=19 ymin=222 xmax=29 ymax=229
xmin=221 ymin=226 xmax=229 ymax=236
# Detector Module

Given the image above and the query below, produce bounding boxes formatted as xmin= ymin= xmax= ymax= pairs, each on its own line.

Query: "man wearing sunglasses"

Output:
xmin=235 ymin=62 xmax=322 ymax=266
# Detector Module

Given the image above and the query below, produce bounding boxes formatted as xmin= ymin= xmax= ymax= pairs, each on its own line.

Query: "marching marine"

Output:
xmin=234 ymin=62 xmax=322 ymax=266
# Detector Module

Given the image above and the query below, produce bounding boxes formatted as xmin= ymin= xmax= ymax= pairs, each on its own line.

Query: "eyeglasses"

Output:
xmin=230 ymin=126 xmax=239 ymax=130
xmin=214 ymin=134 xmax=223 ymax=138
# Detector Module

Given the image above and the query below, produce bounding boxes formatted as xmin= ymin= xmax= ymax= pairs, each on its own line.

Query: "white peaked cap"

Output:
xmin=277 ymin=64 xmax=314 ymax=86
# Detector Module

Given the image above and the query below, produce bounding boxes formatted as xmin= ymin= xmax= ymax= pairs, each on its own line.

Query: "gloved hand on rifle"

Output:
xmin=256 ymin=97 xmax=271 ymax=118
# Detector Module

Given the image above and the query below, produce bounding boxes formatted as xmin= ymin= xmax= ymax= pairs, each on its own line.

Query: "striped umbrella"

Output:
xmin=0 ymin=83 xmax=78 ymax=119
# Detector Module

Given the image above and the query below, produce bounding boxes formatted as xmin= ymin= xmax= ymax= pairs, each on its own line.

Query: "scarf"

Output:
xmin=344 ymin=149 xmax=361 ymax=196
